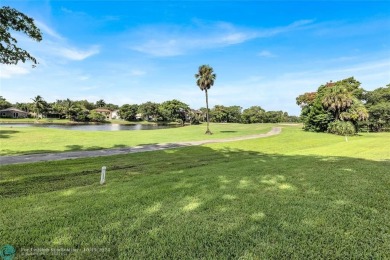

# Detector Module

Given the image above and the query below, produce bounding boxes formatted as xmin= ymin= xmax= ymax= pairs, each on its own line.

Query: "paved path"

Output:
xmin=0 ymin=127 xmax=281 ymax=165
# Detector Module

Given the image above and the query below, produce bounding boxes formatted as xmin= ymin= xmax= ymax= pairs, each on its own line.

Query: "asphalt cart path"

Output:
xmin=0 ymin=127 xmax=281 ymax=165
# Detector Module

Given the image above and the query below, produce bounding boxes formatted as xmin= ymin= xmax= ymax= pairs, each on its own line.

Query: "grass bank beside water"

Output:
xmin=0 ymin=123 xmax=273 ymax=155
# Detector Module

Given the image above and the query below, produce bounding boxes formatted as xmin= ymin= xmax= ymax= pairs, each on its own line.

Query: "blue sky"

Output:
xmin=1 ymin=1 xmax=389 ymax=115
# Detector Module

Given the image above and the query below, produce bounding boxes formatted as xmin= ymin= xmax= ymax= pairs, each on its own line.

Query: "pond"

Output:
xmin=0 ymin=123 xmax=181 ymax=131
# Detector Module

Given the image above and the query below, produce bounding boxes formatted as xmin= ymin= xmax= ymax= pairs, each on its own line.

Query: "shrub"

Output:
xmin=89 ymin=111 xmax=106 ymax=122
xmin=328 ymin=121 xmax=356 ymax=141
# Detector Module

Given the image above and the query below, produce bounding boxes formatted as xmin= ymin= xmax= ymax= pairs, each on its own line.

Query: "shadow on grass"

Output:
xmin=1 ymin=145 xmax=389 ymax=259
xmin=135 ymin=143 xmax=159 ymax=147
xmin=0 ymin=130 xmax=20 ymax=139
xmin=65 ymin=145 xmax=84 ymax=151
xmin=1 ymin=145 xmax=389 ymax=199
xmin=1 ymin=143 xmax=171 ymax=156
xmin=112 ymin=144 xmax=128 ymax=148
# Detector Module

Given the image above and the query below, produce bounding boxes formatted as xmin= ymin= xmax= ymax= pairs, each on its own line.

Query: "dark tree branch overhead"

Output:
xmin=0 ymin=6 xmax=42 ymax=66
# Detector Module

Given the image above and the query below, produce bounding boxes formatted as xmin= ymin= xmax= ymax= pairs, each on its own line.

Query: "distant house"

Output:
xmin=136 ymin=113 xmax=143 ymax=120
xmin=93 ymin=108 xmax=112 ymax=120
xmin=111 ymin=110 xmax=120 ymax=120
xmin=0 ymin=107 xmax=29 ymax=118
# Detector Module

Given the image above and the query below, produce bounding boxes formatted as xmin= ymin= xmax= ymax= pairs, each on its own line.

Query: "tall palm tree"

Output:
xmin=195 ymin=65 xmax=216 ymax=134
xmin=31 ymin=95 xmax=46 ymax=119
xmin=322 ymin=85 xmax=353 ymax=120
xmin=96 ymin=99 xmax=106 ymax=108
xmin=64 ymin=98 xmax=75 ymax=120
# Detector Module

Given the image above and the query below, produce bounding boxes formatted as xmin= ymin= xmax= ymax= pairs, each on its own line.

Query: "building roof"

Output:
xmin=325 ymin=81 xmax=335 ymax=87
xmin=0 ymin=107 xmax=28 ymax=113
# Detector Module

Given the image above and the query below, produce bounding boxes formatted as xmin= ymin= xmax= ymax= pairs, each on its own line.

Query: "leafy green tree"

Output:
xmin=46 ymin=102 xmax=63 ymax=118
xmin=15 ymin=102 xmax=31 ymax=112
xmin=296 ymin=92 xmax=317 ymax=108
xmin=210 ymin=105 xmax=242 ymax=123
xmin=198 ymin=107 xmax=208 ymax=122
xmin=76 ymin=100 xmax=95 ymax=111
xmin=119 ymin=104 xmax=139 ymax=121
xmin=285 ymin=115 xmax=301 ymax=123
xmin=297 ymin=90 xmax=331 ymax=131
xmin=89 ymin=110 xmax=106 ymax=122
xmin=95 ymin=99 xmax=106 ymax=108
xmin=366 ymin=103 xmax=390 ymax=132
xmin=63 ymin=99 xmax=75 ymax=120
xmin=138 ymin=102 xmax=161 ymax=121
xmin=195 ymin=65 xmax=216 ymax=134
xmin=105 ymin=103 xmax=119 ymax=111
xmin=159 ymin=99 xmax=189 ymax=124
xmin=188 ymin=110 xmax=202 ymax=125
xmin=264 ymin=111 xmax=285 ymax=123
xmin=241 ymin=106 xmax=266 ymax=124
xmin=75 ymin=109 xmax=90 ymax=122
xmin=31 ymin=95 xmax=46 ymax=119
xmin=210 ymin=105 xmax=228 ymax=123
xmin=226 ymin=106 xmax=242 ymax=123
xmin=363 ymin=85 xmax=390 ymax=131
xmin=297 ymin=77 xmax=368 ymax=133
xmin=322 ymin=85 xmax=354 ymax=120
xmin=0 ymin=6 xmax=42 ymax=66
xmin=0 ymin=96 xmax=12 ymax=109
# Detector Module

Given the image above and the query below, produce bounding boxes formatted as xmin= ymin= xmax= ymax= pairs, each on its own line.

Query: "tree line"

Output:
xmin=2 ymin=7 xmax=389 ymax=133
xmin=296 ymin=77 xmax=390 ymax=134
xmin=0 ymin=96 xmax=298 ymax=124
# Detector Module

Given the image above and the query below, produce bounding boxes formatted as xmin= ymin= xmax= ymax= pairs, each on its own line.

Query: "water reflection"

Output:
xmin=0 ymin=123 xmax=180 ymax=131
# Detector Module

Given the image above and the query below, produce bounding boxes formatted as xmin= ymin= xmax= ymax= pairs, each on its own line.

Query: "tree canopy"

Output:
xmin=0 ymin=96 xmax=12 ymax=109
xmin=138 ymin=101 xmax=160 ymax=121
xmin=0 ymin=6 xmax=42 ymax=66
xmin=119 ymin=104 xmax=139 ymax=121
xmin=159 ymin=99 xmax=189 ymax=124
xmin=363 ymin=84 xmax=390 ymax=132
xmin=297 ymin=77 xmax=369 ymax=133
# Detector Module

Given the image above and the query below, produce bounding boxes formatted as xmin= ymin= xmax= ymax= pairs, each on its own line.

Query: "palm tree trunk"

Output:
xmin=335 ymin=109 xmax=340 ymax=121
xmin=205 ymin=89 xmax=212 ymax=134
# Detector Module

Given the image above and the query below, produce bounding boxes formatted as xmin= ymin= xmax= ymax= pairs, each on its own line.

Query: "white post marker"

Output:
xmin=100 ymin=166 xmax=106 ymax=184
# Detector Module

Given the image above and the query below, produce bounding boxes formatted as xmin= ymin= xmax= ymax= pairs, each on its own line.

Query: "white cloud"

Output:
xmin=180 ymin=58 xmax=390 ymax=115
xmin=79 ymin=86 xmax=98 ymax=91
xmin=129 ymin=20 xmax=314 ymax=57
xmin=79 ymin=75 xmax=90 ymax=81
xmin=325 ymin=59 xmax=390 ymax=74
xmin=129 ymin=70 xmax=146 ymax=76
xmin=17 ymin=21 xmax=100 ymax=63
xmin=0 ymin=65 xmax=30 ymax=79
xmin=258 ymin=50 xmax=276 ymax=58
xmin=57 ymin=45 xmax=100 ymax=61
xmin=35 ymin=20 xmax=64 ymax=40
xmin=61 ymin=7 xmax=87 ymax=16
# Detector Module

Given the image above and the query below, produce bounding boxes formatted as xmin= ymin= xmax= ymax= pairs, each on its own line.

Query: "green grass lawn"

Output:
xmin=1 ymin=126 xmax=389 ymax=259
xmin=0 ymin=123 xmax=273 ymax=155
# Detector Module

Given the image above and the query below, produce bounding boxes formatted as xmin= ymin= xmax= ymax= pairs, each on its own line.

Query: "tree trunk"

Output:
xmin=205 ymin=89 xmax=212 ymax=135
xmin=335 ymin=109 xmax=340 ymax=121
